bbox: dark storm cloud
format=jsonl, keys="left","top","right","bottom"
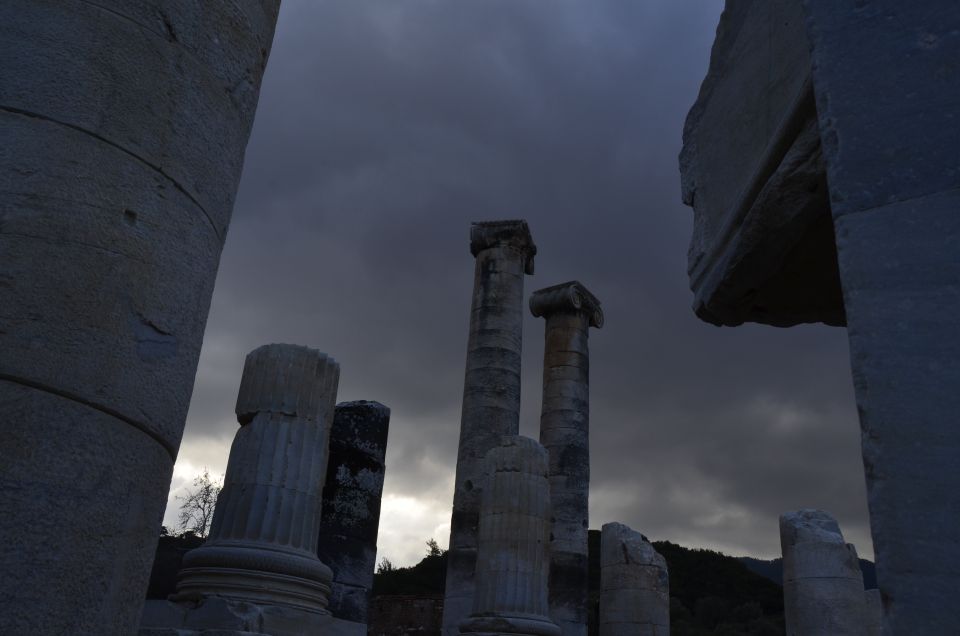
{"left": 167, "top": 0, "right": 872, "bottom": 564}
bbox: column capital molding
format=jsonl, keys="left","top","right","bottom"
{"left": 470, "top": 220, "right": 537, "bottom": 274}
{"left": 529, "top": 281, "right": 603, "bottom": 328}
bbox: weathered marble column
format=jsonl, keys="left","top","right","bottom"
{"left": 317, "top": 400, "right": 391, "bottom": 633}
{"left": 599, "top": 523, "right": 669, "bottom": 636}
{"left": 0, "top": 2, "right": 280, "bottom": 633}
{"left": 530, "top": 281, "right": 603, "bottom": 636}
{"left": 174, "top": 345, "right": 340, "bottom": 613}
{"left": 443, "top": 220, "right": 537, "bottom": 635}
{"left": 460, "top": 436, "right": 560, "bottom": 636}
{"left": 780, "top": 510, "right": 866, "bottom": 636}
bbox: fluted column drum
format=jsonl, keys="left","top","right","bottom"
{"left": 460, "top": 436, "right": 560, "bottom": 636}
{"left": 175, "top": 344, "right": 340, "bottom": 613}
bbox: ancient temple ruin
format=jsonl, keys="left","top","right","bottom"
{"left": 680, "top": 1, "right": 960, "bottom": 632}
{"left": 141, "top": 346, "right": 391, "bottom": 636}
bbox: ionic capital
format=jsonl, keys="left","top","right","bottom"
{"left": 469, "top": 220, "right": 537, "bottom": 274}
{"left": 529, "top": 281, "right": 604, "bottom": 328}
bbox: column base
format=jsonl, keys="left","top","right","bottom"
{"left": 460, "top": 613, "right": 561, "bottom": 636}
{"left": 140, "top": 597, "right": 331, "bottom": 636}
{"left": 174, "top": 544, "right": 332, "bottom": 613}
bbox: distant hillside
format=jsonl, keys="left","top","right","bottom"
{"left": 375, "top": 533, "right": 786, "bottom": 636}
{"left": 738, "top": 556, "right": 877, "bottom": 590}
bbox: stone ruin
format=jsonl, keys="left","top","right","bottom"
{"left": 442, "top": 221, "right": 668, "bottom": 636}
{"left": 779, "top": 510, "right": 868, "bottom": 636}
{"left": 141, "top": 344, "right": 390, "bottom": 636}
{"left": 5, "top": 1, "right": 951, "bottom": 632}
{"left": 680, "top": 1, "right": 960, "bottom": 632}
{"left": 599, "top": 523, "right": 669, "bottom": 636}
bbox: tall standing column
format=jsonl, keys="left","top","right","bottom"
{"left": 443, "top": 220, "right": 537, "bottom": 636}
{"left": 174, "top": 344, "right": 340, "bottom": 613}
{"left": 0, "top": 2, "right": 280, "bottom": 633}
{"left": 780, "top": 509, "right": 866, "bottom": 636}
{"left": 599, "top": 523, "right": 669, "bottom": 636}
{"left": 318, "top": 400, "right": 391, "bottom": 632}
{"left": 460, "top": 436, "right": 560, "bottom": 636}
{"left": 530, "top": 281, "right": 603, "bottom": 636}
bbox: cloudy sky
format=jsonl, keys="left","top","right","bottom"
{"left": 162, "top": 0, "right": 872, "bottom": 567}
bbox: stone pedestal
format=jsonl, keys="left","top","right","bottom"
{"left": 318, "top": 400, "right": 391, "bottom": 628}
{"left": 459, "top": 436, "right": 560, "bottom": 636}
{"left": 780, "top": 510, "right": 866, "bottom": 636}
{"left": 530, "top": 281, "right": 603, "bottom": 636}
{"left": 443, "top": 220, "right": 537, "bottom": 636}
{"left": 599, "top": 523, "right": 669, "bottom": 636}
{"left": 173, "top": 345, "right": 340, "bottom": 615}
{"left": 0, "top": 3, "right": 279, "bottom": 633}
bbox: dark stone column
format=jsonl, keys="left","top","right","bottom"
{"left": 530, "top": 281, "right": 603, "bottom": 636}
{"left": 442, "top": 220, "right": 537, "bottom": 636}
{"left": 318, "top": 400, "right": 391, "bottom": 628}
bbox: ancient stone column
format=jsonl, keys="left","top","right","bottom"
{"left": 317, "top": 400, "right": 391, "bottom": 633}
{"left": 780, "top": 510, "right": 866, "bottom": 636}
{"left": 174, "top": 345, "right": 340, "bottom": 613}
{"left": 0, "top": 2, "right": 280, "bottom": 633}
{"left": 599, "top": 523, "right": 669, "bottom": 636}
{"left": 530, "top": 281, "right": 603, "bottom": 636}
{"left": 864, "top": 589, "right": 882, "bottom": 636}
{"left": 443, "top": 220, "right": 537, "bottom": 635}
{"left": 460, "top": 436, "right": 560, "bottom": 636}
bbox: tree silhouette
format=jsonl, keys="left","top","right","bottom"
{"left": 177, "top": 469, "right": 222, "bottom": 538}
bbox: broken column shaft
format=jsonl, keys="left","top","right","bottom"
{"left": 780, "top": 509, "right": 866, "bottom": 636}
{"left": 530, "top": 281, "right": 603, "bottom": 636}
{"left": 175, "top": 344, "right": 340, "bottom": 613}
{"left": 599, "top": 523, "right": 669, "bottom": 636}
{"left": 460, "top": 436, "right": 560, "bottom": 636}
{"left": 318, "top": 400, "right": 391, "bottom": 630}
{"left": 443, "top": 220, "right": 537, "bottom": 636}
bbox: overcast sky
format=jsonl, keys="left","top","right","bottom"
{"left": 163, "top": 0, "right": 873, "bottom": 567}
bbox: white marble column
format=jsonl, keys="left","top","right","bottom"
{"left": 174, "top": 344, "right": 340, "bottom": 613}
{"left": 530, "top": 281, "right": 603, "bottom": 636}
{"left": 780, "top": 509, "right": 866, "bottom": 636}
{"left": 460, "top": 436, "right": 560, "bottom": 636}
{"left": 444, "top": 220, "right": 537, "bottom": 636}
{"left": 599, "top": 523, "right": 669, "bottom": 636}
{"left": 0, "top": 3, "right": 280, "bottom": 633}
